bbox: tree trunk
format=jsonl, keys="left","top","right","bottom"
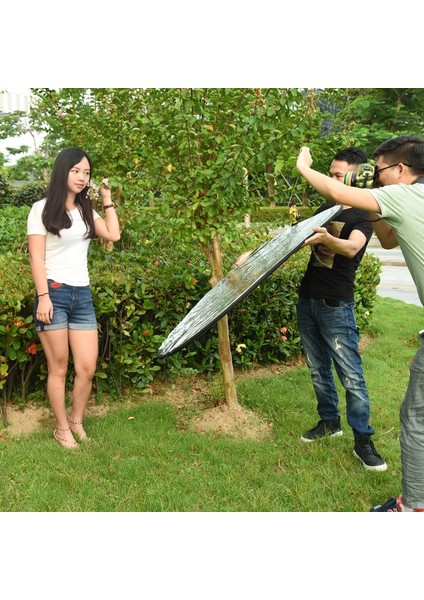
{"left": 243, "top": 168, "right": 251, "bottom": 229}
{"left": 216, "top": 315, "right": 238, "bottom": 408}
{"left": 203, "top": 235, "right": 239, "bottom": 408}
{"left": 267, "top": 162, "right": 276, "bottom": 207}
{"left": 2, "top": 388, "right": 8, "bottom": 428}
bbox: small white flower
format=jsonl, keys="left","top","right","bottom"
{"left": 87, "top": 181, "right": 100, "bottom": 201}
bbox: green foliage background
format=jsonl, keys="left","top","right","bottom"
{"left": 0, "top": 205, "right": 381, "bottom": 404}
{"left": 4, "top": 88, "right": 408, "bottom": 407}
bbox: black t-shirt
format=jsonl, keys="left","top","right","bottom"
{"left": 298, "top": 202, "right": 373, "bottom": 301}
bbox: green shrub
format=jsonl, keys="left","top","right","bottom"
{"left": 0, "top": 252, "right": 42, "bottom": 401}
{"left": 250, "top": 205, "right": 315, "bottom": 224}
{"left": 0, "top": 207, "right": 381, "bottom": 402}
{"left": 10, "top": 182, "right": 47, "bottom": 207}
{"left": 0, "top": 174, "right": 12, "bottom": 205}
{"left": 0, "top": 205, "right": 30, "bottom": 252}
{"left": 354, "top": 252, "right": 382, "bottom": 326}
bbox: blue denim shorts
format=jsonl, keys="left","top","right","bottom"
{"left": 34, "top": 280, "right": 98, "bottom": 332}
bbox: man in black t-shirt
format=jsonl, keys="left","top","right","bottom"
{"left": 297, "top": 147, "right": 387, "bottom": 471}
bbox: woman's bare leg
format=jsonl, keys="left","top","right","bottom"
{"left": 68, "top": 329, "right": 98, "bottom": 439}
{"left": 38, "top": 329, "right": 78, "bottom": 448}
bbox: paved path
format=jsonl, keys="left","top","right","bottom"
{"left": 366, "top": 236, "right": 421, "bottom": 307}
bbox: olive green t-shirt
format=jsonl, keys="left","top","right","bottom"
{"left": 370, "top": 182, "right": 424, "bottom": 307}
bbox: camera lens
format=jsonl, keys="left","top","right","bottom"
{"left": 344, "top": 171, "right": 357, "bottom": 186}
{"left": 343, "top": 164, "right": 375, "bottom": 188}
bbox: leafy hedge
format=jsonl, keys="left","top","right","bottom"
{"left": 0, "top": 205, "right": 30, "bottom": 251}
{"left": 0, "top": 175, "right": 11, "bottom": 203}
{"left": 251, "top": 205, "right": 315, "bottom": 224}
{"left": 0, "top": 181, "right": 48, "bottom": 208}
{"left": 0, "top": 206, "right": 381, "bottom": 402}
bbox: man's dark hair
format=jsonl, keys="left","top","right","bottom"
{"left": 333, "top": 147, "right": 367, "bottom": 166}
{"left": 373, "top": 135, "right": 424, "bottom": 174}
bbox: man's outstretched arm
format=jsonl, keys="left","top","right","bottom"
{"left": 296, "top": 146, "right": 380, "bottom": 212}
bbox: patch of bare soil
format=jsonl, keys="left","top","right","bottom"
{"left": 1, "top": 341, "right": 372, "bottom": 441}
{"left": 358, "top": 333, "right": 373, "bottom": 353}
{"left": 151, "top": 373, "right": 273, "bottom": 441}
{"left": 0, "top": 361, "right": 293, "bottom": 441}
{"left": 2, "top": 402, "right": 50, "bottom": 437}
{"left": 234, "top": 357, "right": 305, "bottom": 380}
{"left": 191, "top": 403, "right": 272, "bottom": 441}
{"left": 150, "top": 376, "right": 213, "bottom": 409}
{"left": 2, "top": 399, "right": 111, "bottom": 438}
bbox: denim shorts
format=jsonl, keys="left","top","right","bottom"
{"left": 34, "top": 280, "right": 98, "bottom": 332}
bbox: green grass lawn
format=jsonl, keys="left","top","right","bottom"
{"left": 1, "top": 296, "right": 422, "bottom": 512}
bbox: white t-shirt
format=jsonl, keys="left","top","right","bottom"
{"left": 27, "top": 198, "right": 100, "bottom": 286}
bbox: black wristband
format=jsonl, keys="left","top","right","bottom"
{"left": 37, "top": 292, "right": 49, "bottom": 298}
{"left": 103, "top": 203, "right": 115, "bottom": 210}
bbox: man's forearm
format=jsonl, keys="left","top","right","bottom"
{"left": 296, "top": 147, "right": 380, "bottom": 212}
{"left": 298, "top": 163, "right": 378, "bottom": 210}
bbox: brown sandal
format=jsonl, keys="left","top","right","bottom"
{"left": 53, "top": 427, "right": 79, "bottom": 450}
{"left": 69, "top": 419, "right": 91, "bottom": 442}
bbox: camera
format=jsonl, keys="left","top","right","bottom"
{"left": 344, "top": 163, "right": 375, "bottom": 188}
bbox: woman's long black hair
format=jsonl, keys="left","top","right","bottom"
{"left": 42, "top": 148, "right": 96, "bottom": 238}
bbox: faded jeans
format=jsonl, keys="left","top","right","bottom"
{"left": 296, "top": 298, "right": 374, "bottom": 436}
{"left": 400, "top": 330, "right": 424, "bottom": 508}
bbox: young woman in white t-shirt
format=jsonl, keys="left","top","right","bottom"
{"left": 27, "top": 148, "right": 120, "bottom": 449}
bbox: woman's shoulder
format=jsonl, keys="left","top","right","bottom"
{"left": 27, "top": 198, "right": 47, "bottom": 225}
{"left": 30, "top": 197, "right": 46, "bottom": 206}
{"left": 29, "top": 198, "right": 47, "bottom": 213}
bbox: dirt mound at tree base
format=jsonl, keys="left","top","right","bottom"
{"left": 191, "top": 403, "right": 272, "bottom": 441}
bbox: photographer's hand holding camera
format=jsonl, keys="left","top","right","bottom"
{"left": 296, "top": 144, "right": 417, "bottom": 251}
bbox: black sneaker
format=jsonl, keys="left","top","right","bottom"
{"left": 353, "top": 434, "right": 387, "bottom": 471}
{"left": 370, "top": 497, "right": 397, "bottom": 511}
{"left": 301, "top": 419, "right": 343, "bottom": 443}
{"left": 370, "top": 496, "right": 424, "bottom": 512}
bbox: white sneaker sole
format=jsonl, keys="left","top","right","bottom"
{"left": 300, "top": 430, "right": 343, "bottom": 443}
{"left": 353, "top": 449, "right": 388, "bottom": 471}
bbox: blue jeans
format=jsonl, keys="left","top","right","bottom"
{"left": 296, "top": 298, "right": 374, "bottom": 436}
{"left": 400, "top": 331, "right": 424, "bottom": 508}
